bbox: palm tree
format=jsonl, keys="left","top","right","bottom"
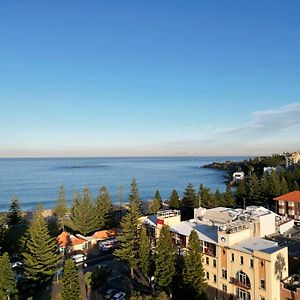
{"left": 275, "top": 253, "right": 286, "bottom": 281}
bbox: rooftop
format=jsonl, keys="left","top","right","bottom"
{"left": 231, "top": 237, "right": 282, "bottom": 254}
{"left": 274, "top": 191, "right": 300, "bottom": 203}
{"left": 170, "top": 220, "right": 218, "bottom": 244}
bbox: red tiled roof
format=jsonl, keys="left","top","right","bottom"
{"left": 92, "top": 229, "right": 117, "bottom": 240}
{"left": 56, "top": 231, "right": 86, "bottom": 247}
{"left": 274, "top": 191, "right": 300, "bottom": 203}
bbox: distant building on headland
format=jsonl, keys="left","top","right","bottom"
{"left": 285, "top": 150, "right": 300, "bottom": 168}
{"left": 232, "top": 171, "right": 244, "bottom": 181}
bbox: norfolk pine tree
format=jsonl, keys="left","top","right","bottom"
{"left": 61, "top": 259, "right": 81, "bottom": 300}
{"left": 0, "top": 252, "right": 18, "bottom": 300}
{"left": 115, "top": 178, "right": 141, "bottom": 278}
{"left": 154, "top": 225, "right": 175, "bottom": 291}
{"left": 70, "top": 188, "right": 96, "bottom": 236}
{"left": 95, "top": 186, "right": 114, "bottom": 230}
{"left": 22, "top": 210, "right": 59, "bottom": 282}
{"left": 7, "top": 196, "right": 23, "bottom": 226}
{"left": 182, "top": 183, "right": 197, "bottom": 208}
{"left": 183, "top": 230, "right": 206, "bottom": 299}
{"left": 149, "top": 190, "right": 162, "bottom": 214}
{"left": 169, "top": 189, "right": 180, "bottom": 209}
{"left": 139, "top": 227, "right": 150, "bottom": 278}
{"left": 53, "top": 186, "right": 68, "bottom": 228}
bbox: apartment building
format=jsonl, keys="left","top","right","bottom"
{"left": 285, "top": 151, "right": 300, "bottom": 168}
{"left": 142, "top": 207, "right": 290, "bottom": 300}
{"left": 274, "top": 190, "right": 300, "bottom": 222}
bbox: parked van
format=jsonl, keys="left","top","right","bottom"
{"left": 71, "top": 254, "right": 86, "bottom": 263}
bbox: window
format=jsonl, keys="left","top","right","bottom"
{"left": 222, "top": 269, "right": 227, "bottom": 279}
{"left": 259, "top": 297, "right": 265, "bottom": 300}
{"left": 240, "top": 256, "right": 244, "bottom": 265}
{"left": 206, "top": 257, "right": 209, "bottom": 265}
{"left": 260, "top": 279, "right": 265, "bottom": 290}
{"left": 250, "top": 259, "right": 254, "bottom": 268}
{"left": 231, "top": 253, "right": 234, "bottom": 262}
{"left": 213, "top": 274, "right": 217, "bottom": 283}
{"left": 213, "top": 259, "right": 216, "bottom": 267}
{"left": 206, "top": 272, "right": 209, "bottom": 280}
{"left": 222, "top": 284, "right": 227, "bottom": 292}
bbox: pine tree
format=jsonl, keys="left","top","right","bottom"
{"left": 183, "top": 230, "right": 206, "bottom": 299}
{"left": 23, "top": 210, "right": 59, "bottom": 282}
{"left": 154, "top": 225, "right": 175, "bottom": 290}
{"left": 198, "top": 184, "right": 209, "bottom": 208}
{"left": 7, "top": 196, "right": 23, "bottom": 226}
{"left": 280, "top": 177, "right": 289, "bottom": 194}
{"left": 95, "top": 186, "right": 114, "bottom": 230}
{"left": 294, "top": 181, "right": 300, "bottom": 191}
{"left": 182, "top": 183, "right": 197, "bottom": 208}
{"left": 139, "top": 227, "right": 150, "bottom": 278}
{"left": 61, "top": 259, "right": 81, "bottom": 300}
{"left": 223, "top": 185, "right": 235, "bottom": 208}
{"left": 149, "top": 190, "right": 162, "bottom": 214}
{"left": 115, "top": 178, "right": 141, "bottom": 278}
{"left": 0, "top": 252, "right": 18, "bottom": 300}
{"left": 269, "top": 171, "right": 281, "bottom": 197}
{"left": 236, "top": 180, "right": 246, "bottom": 206}
{"left": 214, "top": 189, "right": 223, "bottom": 207}
{"left": 169, "top": 189, "right": 180, "bottom": 209}
{"left": 53, "top": 186, "right": 68, "bottom": 223}
{"left": 70, "top": 188, "right": 96, "bottom": 236}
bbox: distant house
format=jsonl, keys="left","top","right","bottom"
{"left": 232, "top": 171, "right": 244, "bottom": 181}
{"left": 91, "top": 228, "right": 118, "bottom": 242}
{"left": 56, "top": 228, "right": 118, "bottom": 254}
{"left": 274, "top": 191, "right": 300, "bottom": 222}
{"left": 285, "top": 151, "right": 300, "bottom": 168}
{"left": 56, "top": 231, "right": 88, "bottom": 253}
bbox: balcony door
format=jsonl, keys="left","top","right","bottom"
{"left": 236, "top": 288, "right": 250, "bottom": 300}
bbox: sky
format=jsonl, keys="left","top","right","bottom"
{"left": 0, "top": 1, "right": 300, "bottom": 157}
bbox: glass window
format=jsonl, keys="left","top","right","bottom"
{"left": 222, "top": 269, "right": 227, "bottom": 279}
{"left": 250, "top": 259, "right": 254, "bottom": 268}
{"left": 213, "top": 259, "right": 216, "bottom": 267}
{"left": 206, "top": 257, "right": 209, "bottom": 265}
{"left": 260, "top": 279, "right": 265, "bottom": 290}
{"left": 231, "top": 253, "right": 234, "bottom": 262}
{"left": 222, "top": 284, "right": 227, "bottom": 292}
{"left": 206, "top": 272, "right": 209, "bottom": 280}
{"left": 240, "top": 256, "right": 244, "bottom": 265}
{"left": 213, "top": 274, "right": 217, "bottom": 283}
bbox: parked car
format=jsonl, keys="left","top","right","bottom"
{"left": 71, "top": 254, "right": 86, "bottom": 263}
{"left": 11, "top": 261, "right": 23, "bottom": 268}
{"left": 112, "top": 292, "right": 126, "bottom": 300}
{"left": 105, "top": 289, "right": 116, "bottom": 299}
{"left": 98, "top": 238, "right": 118, "bottom": 251}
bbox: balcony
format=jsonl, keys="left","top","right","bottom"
{"left": 204, "top": 247, "right": 216, "bottom": 257}
{"left": 230, "top": 277, "right": 251, "bottom": 290}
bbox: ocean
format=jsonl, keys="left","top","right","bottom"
{"left": 0, "top": 156, "right": 248, "bottom": 211}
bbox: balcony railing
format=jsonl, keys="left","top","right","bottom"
{"left": 230, "top": 277, "right": 251, "bottom": 290}
{"left": 204, "top": 247, "right": 216, "bottom": 257}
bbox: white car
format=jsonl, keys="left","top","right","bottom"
{"left": 112, "top": 292, "right": 126, "bottom": 300}
{"left": 71, "top": 254, "right": 87, "bottom": 263}
{"left": 11, "top": 261, "right": 23, "bottom": 268}
{"left": 105, "top": 289, "right": 116, "bottom": 299}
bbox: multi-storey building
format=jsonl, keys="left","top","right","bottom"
{"left": 274, "top": 190, "right": 300, "bottom": 222}
{"left": 285, "top": 151, "right": 300, "bottom": 168}
{"left": 142, "top": 207, "right": 290, "bottom": 300}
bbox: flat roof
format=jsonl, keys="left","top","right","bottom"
{"left": 170, "top": 221, "right": 218, "bottom": 244}
{"left": 274, "top": 191, "right": 300, "bottom": 203}
{"left": 231, "top": 238, "right": 282, "bottom": 255}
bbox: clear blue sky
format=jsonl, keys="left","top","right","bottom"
{"left": 0, "top": 1, "right": 300, "bottom": 157}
